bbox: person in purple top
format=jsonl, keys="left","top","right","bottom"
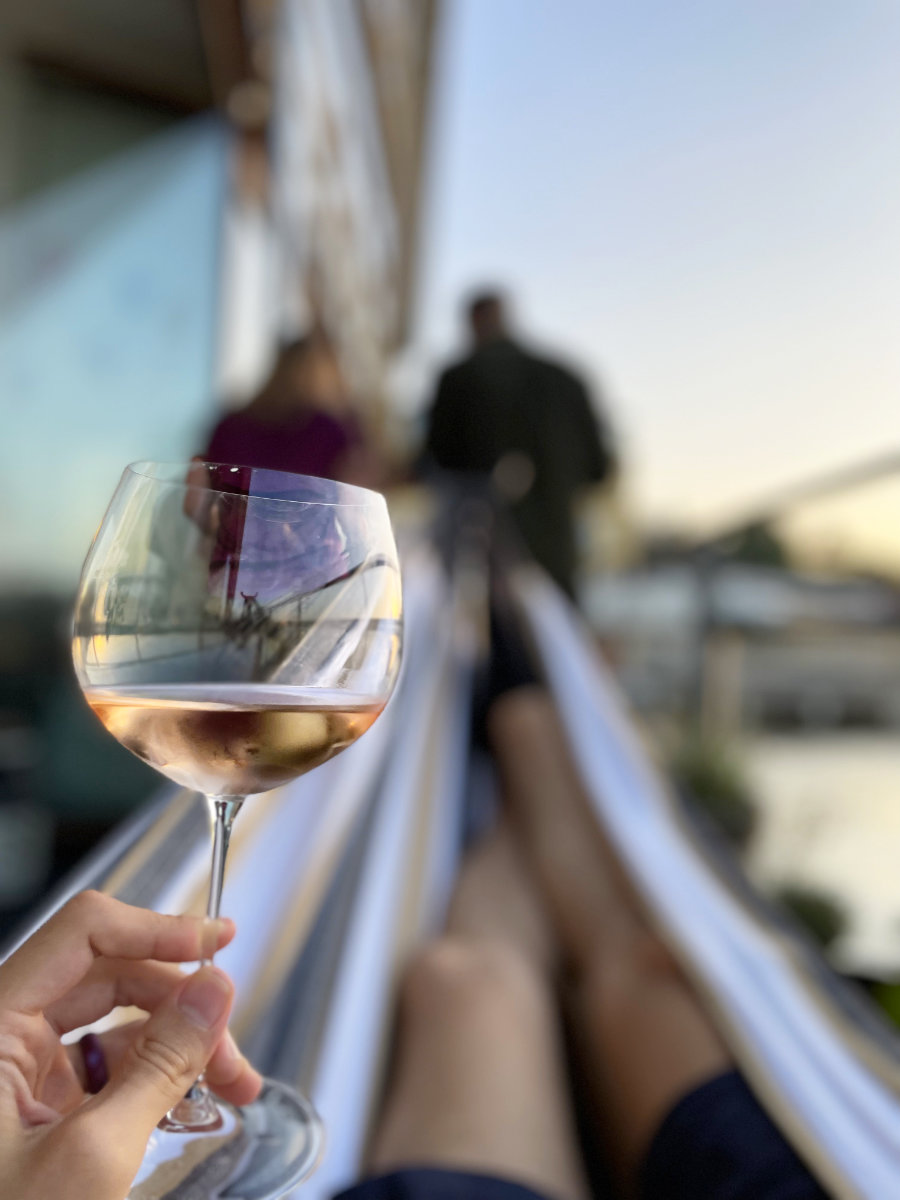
{"left": 203, "top": 333, "right": 380, "bottom": 488}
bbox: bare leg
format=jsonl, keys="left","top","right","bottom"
{"left": 489, "top": 688, "right": 731, "bottom": 1188}
{"left": 443, "top": 821, "right": 560, "bottom": 979}
{"left": 369, "top": 825, "right": 589, "bottom": 1200}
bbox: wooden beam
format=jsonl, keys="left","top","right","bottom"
{"left": 193, "top": 0, "right": 254, "bottom": 112}
{"left": 19, "top": 48, "right": 208, "bottom": 115}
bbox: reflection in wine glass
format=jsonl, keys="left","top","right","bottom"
{"left": 73, "top": 462, "right": 403, "bottom": 1200}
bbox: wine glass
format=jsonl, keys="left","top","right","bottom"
{"left": 72, "top": 461, "right": 403, "bottom": 1200}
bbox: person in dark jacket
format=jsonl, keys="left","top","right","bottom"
{"left": 424, "top": 292, "right": 616, "bottom": 596}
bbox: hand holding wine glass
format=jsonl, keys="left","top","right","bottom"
{"left": 0, "top": 893, "right": 259, "bottom": 1200}
{"left": 72, "top": 462, "right": 403, "bottom": 1199}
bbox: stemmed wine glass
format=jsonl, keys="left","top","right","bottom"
{"left": 72, "top": 461, "right": 403, "bottom": 1200}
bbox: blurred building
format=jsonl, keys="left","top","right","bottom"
{"left": 586, "top": 559, "right": 900, "bottom": 729}
{"left": 218, "top": 0, "right": 440, "bottom": 405}
{"left": 0, "top": 0, "right": 441, "bottom": 587}
{"left": 0, "top": 0, "right": 440, "bottom": 438}
{"left": 0, "top": 0, "right": 441, "bottom": 921}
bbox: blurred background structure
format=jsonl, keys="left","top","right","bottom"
{"left": 3, "top": 0, "right": 900, "bottom": 1062}
{"left": 0, "top": 0, "right": 439, "bottom": 924}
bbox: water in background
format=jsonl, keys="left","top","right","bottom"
{"left": 747, "top": 732, "right": 900, "bottom": 978}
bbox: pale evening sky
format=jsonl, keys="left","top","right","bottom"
{"left": 411, "top": 0, "right": 900, "bottom": 558}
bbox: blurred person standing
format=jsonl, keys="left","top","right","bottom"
{"left": 423, "top": 291, "right": 616, "bottom": 597}
{"left": 203, "top": 333, "right": 382, "bottom": 488}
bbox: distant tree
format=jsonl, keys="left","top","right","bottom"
{"left": 720, "top": 521, "right": 790, "bottom": 569}
{"left": 643, "top": 530, "right": 695, "bottom": 564}
{"left": 670, "top": 733, "right": 757, "bottom": 850}
{"left": 774, "top": 885, "right": 847, "bottom": 950}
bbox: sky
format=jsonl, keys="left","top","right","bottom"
{"left": 410, "top": 0, "right": 900, "bottom": 558}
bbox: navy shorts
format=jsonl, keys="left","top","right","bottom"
{"left": 334, "top": 1071, "right": 830, "bottom": 1200}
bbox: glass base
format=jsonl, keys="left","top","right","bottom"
{"left": 126, "top": 1078, "right": 324, "bottom": 1200}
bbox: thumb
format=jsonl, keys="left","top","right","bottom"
{"left": 86, "top": 965, "right": 234, "bottom": 1156}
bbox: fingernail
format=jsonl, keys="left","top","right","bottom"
{"left": 200, "top": 917, "right": 232, "bottom": 959}
{"left": 179, "top": 967, "right": 232, "bottom": 1029}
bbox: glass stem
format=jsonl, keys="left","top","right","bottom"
{"left": 204, "top": 796, "right": 244, "bottom": 946}
{"left": 160, "top": 795, "right": 244, "bottom": 1132}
